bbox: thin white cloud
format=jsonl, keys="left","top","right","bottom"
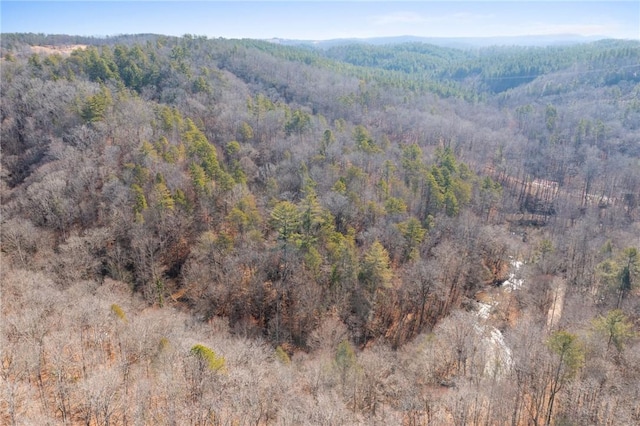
{"left": 450, "top": 12, "right": 495, "bottom": 22}
{"left": 370, "top": 11, "right": 428, "bottom": 26}
{"left": 496, "top": 21, "right": 631, "bottom": 38}
{"left": 527, "top": 23, "right": 621, "bottom": 36}
{"left": 370, "top": 10, "right": 495, "bottom": 27}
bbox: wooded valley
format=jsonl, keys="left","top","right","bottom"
{"left": 1, "top": 33, "right": 639, "bottom": 425}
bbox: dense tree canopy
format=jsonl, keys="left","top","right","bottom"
{"left": 1, "top": 33, "right": 639, "bottom": 425}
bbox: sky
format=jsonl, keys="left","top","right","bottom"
{"left": 1, "top": 1, "right": 639, "bottom": 41}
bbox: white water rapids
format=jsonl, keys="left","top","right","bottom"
{"left": 474, "top": 258, "right": 523, "bottom": 377}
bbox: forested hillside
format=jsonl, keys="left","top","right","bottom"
{"left": 2, "top": 33, "right": 639, "bottom": 425}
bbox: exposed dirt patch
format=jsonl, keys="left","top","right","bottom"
{"left": 30, "top": 44, "right": 87, "bottom": 56}
{"left": 546, "top": 278, "right": 566, "bottom": 329}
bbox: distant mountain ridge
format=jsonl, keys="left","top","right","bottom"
{"left": 268, "top": 34, "right": 610, "bottom": 49}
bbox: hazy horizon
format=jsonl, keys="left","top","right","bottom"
{"left": 2, "top": 1, "right": 639, "bottom": 42}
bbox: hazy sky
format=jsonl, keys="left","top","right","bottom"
{"left": 2, "top": 1, "right": 639, "bottom": 40}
